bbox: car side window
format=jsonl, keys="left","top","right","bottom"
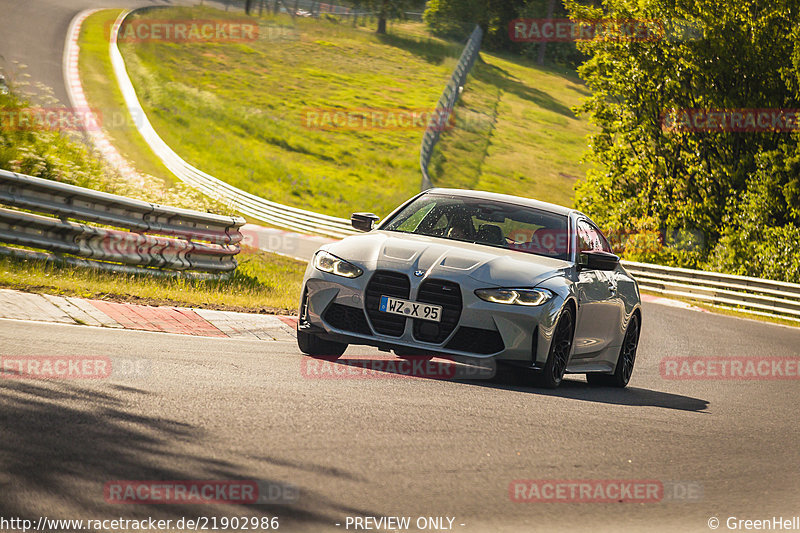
{"left": 577, "top": 220, "right": 612, "bottom": 253}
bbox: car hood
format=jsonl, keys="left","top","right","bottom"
{"left": 323, "top": 231, "right": 571, "bottom": 287}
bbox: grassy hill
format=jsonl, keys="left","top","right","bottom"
{"left": 430, "top": 54, "right": 591, "bottom": 208}
{"left": 114, "top": 7, "right": 591, "bottom": 218}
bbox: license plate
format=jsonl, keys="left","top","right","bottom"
{"left": 379, "top": 295, "right": 442, "bottom": 322}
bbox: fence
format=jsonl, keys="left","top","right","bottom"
{"left": 419, "top": 24, "right": 483, "bottom": 190}
{"left": 0, "top": 169, "right": 245, "bottom": 276}
{"left": 622, "top": 260, "right": 800, "bottom": 321}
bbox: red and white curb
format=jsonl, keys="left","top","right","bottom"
{"left": 0, "top": 289, "right": 298, "bottom": 340}
{"left": 64, "top": 9, "right": 147, "bottom": 188}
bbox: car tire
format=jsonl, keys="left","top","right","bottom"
{"left": 297, "top": 328, "right": 348, "bottom": 359}
{"left": 296, "top": 289, "right": 348, "bottom": 359}
{"left": 535, "top": 305, "right": 574, "bottom": 389}
{"left": 586, "top": 313, "right": 640, "bottom": 388}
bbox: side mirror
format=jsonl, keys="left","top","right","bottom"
{"left": 578, "top": 250, "right": 620, "bottom": 271}
{"left": 351, "top": 212, "right": 380, "bottom": 232}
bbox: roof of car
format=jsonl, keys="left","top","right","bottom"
{"left": 425, "top": 188, "right": 579, "bottom": 217}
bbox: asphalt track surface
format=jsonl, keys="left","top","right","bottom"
{"left": 1, "top": 302, "right": 799, "bottom": 532}
{"left": 1, "top": 2, "right": 800, "bottom": 531}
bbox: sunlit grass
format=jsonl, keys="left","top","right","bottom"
{"left": 81, "top": 7, "right": 594, "bottom": 219}
{"left": 0, "top": 248, "right": 306, "bottom": 313}
{"left": 116, "top": 8, "right": 462, "bottom": 219}
{"left": 431, "top": 55, "right": 594, "bottom": 208}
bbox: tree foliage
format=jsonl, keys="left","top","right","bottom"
{"left": 566, "top": 0, "right": 800, "bottom": 280}
{"left": 423, "top": 0, "right": 583, "bottom": 62}
{"left": 424, "top": 0, "right": 521, "bottom": 47}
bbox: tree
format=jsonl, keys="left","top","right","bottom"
{"left": 424, "top": 0, "right": 524, "bottom": 49}
{"left": 566, "top": 0, "right": 800, "bottom": 279}
{"left": 361, "top": 0, "right": 415, "bottom": 34}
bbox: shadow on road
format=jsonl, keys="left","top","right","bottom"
{"left": 311, "top": 356, "right": 710, "bottom": 413}
{"left": 469, "top": 376, "right": 710, "bottom": 413}
{"left": 0, "top": 380, "right": 375, "bottom": 526}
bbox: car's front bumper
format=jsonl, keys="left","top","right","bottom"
{"left": 301, "top": 266, "right": 563, "bottom": 364}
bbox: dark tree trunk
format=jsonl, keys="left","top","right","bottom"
{"left": 376, "top": 0, "right": 388, "bottom": 34}
{"left": 537, "top": 0, "right": 557, "bottom": 66}
{"left": 245, "top": 0, "right": 255, "bottom": 15}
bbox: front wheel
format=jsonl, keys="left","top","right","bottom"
{"left": 297, "top": 288, "right": 347, "bottom": 359}
{"left": 297, "top": 328, "right": 348, "bottom": 359}
{"left": 586, "top": 313, "right": 640, "bottom": 388}
{"left": 535, "top": 305, "right": 574, "bottom": 389}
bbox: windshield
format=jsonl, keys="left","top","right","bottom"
{"left": 382, "top": 194, "right": 570, "bottom": 260}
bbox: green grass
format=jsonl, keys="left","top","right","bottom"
{"left": 430, "top": 56, "right": 592, "bottom": 208}
{"left": 120, "top": 8, "right": 462, "bottom": 219}
{"left": 117, "top": 7, "right": 589, "bottom": 219}
{"left": 0, "top": 248, "right": 305, "bottom": 313}
{"left": 77, "top": 9, "right": 236, "bottom": 212}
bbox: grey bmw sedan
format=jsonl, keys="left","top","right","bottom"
{"left": 297, "top": 188, "right": 641, "bottom": 388}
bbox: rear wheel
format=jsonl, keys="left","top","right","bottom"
{"left": 586, "top": 313, "right": 640, "bottom": 388}
{"left": 535, "top": 306, "right": 574, "bottom": 389}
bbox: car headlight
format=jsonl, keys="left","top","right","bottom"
{"left": 475, "top": 288, "right": 553, "bottom": 306}
{"left": 313, "top": 250, "right": 363, "bottom": 278}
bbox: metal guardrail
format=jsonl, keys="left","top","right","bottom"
{"left": 622, "top": 260, "right": 800, "bottom": 320}
{"left": 110, "top": 9, "right": 358, "bottom": 239}
{"left": 420, "top": 25, "right": 483, "bottom": 190}
{"left": 0, "top": 169, "right": 245, "bottom": 275}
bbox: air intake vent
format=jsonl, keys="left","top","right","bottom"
{"left": 446, "top": 327, "right": 505, "bottom": 354}
{"left": 323, "top": 303, "right": 371, "bottom": 335}
{"left": 365, "top": 270, "right": 410, "bottom": 337}
{"left": 413, "top": 279, "right": 462, "bottom": 344}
